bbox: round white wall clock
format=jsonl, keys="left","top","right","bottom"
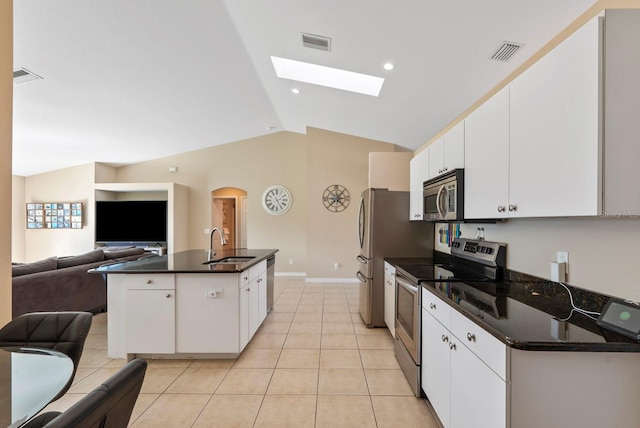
{"left": 262, "top": 185, "right": 292, "bottom": 215}
{"left": 322, "top": 184, "right": 350, "bottom": 212}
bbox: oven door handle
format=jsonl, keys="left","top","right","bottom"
{"left": 436, "top": 184, "right": 447, "bottom": 218}
{"left": 396, "top": 276, "right": 419, "bottom": 294}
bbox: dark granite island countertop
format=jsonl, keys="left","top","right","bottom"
{"left": 90, "top": 248, "right": 278, "bottom": 274}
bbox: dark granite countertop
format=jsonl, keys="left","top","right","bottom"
{"left": 385, "top": 256, "right": 640, "bottom": 352}
{"left": 90, "top": 249, "right": 278, "bottom": 274}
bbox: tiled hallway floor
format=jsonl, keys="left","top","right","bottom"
{"left": 42, "top": 278, "right": 439, "bottom": 427}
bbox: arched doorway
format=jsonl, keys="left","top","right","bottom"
{"left": 211, "top": 187, "right": 248, "bottom": 250}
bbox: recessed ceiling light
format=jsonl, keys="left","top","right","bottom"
{"left": 291, "top": 88, "right": 300, "bottom": 94}
{"left": 271, "top": 56, "right": 385, "bottom": 97}
{"left": 383, "top": 63, "right": 394, "bottom": 71}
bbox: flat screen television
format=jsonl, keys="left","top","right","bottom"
{"left": 95, "top": 200, "right": 167, "bottom": 244}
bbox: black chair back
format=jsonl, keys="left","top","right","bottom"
{"left": 25, "top": 359, "right": 147, "bottom": 428}
{"left": 0, "top": 311, "right": 93, "bottom": 401}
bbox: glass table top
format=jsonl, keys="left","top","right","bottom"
{"left": 0, "top": 347, "right": 73, "bottom": 428}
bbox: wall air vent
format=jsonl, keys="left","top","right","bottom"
{"left": 490, "top": 41, "right": 523, "bottom": 62}
{"left": 302, "top": 33, "right": 331, "bottom": 52}
{"left": 13, "top": 68, "right": 43, "bottom": 84}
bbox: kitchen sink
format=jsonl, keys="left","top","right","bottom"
{"left": 202, "top": 256, "right": 255, "bottom": 265}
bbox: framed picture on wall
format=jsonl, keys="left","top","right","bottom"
{"left": 26, "top": 202, "right": 83, "bottom": 229}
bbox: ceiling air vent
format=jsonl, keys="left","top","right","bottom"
{"left": 13, "top": 68, "right": 43, "bottom": 84}
{"left": 302, "top": 33, "right": 331, "bottom": 52}
{"left": 490, "top": 41, "right": 523, "bottom": 62}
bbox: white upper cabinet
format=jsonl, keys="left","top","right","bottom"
{"left": 428, "top": 122, "right": 465, "bottom": 179}
{"left": 509, "top": 14, "right": 601, "bottom": 217}
{"left": 434, "top": 10, "right": 640, "bottom": 220}
{"left": 428, "top": 137, "right": 445, "bottom": 179}
{"left": 464, "top": 87, "right": 510, "bottom": 219}
{"left": 602, "top": 9, "right": 640, "bottom": 216}
{"left": 409, "top": 149, "right": 429, "bottom": 220}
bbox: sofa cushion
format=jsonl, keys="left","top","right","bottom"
{"left": 12, "top": 257, "right": 57, "bottom": 277}
{"left": 57, "top": 249, "right": 105, "bottom": 269}
{"left": 103, "top": 247, "right": 145, "bottom": 260}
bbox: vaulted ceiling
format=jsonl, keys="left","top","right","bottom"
{"left": 12, "top": 0, "right": 597, "bottom": 176}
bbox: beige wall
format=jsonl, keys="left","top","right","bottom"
{"left": 23, "top": 163, "right": 97, "bottom": 261}
{"left": 1, "top": 0, "right": 11, "bottom": 323}
{"left": 451, "top": 219, "right": 640, "bottom": 301}
{"left": 12, "top": 176, "right": 25, "bottom": 262}
{"left": 14, "top": 130, "right": 396, "bottom": 277}
{"left": 306, "top": 128, "right": 395, "bottom": 279}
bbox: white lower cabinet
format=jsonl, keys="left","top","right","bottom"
{"left": 449, "top": 336, "right": 506, "bottom": 428}
{"left": 125, "top": 274, "right": 176, "bottom": 354}
{"left": 383, "top": 262, "right": 396, "bottom": 337}
{"left": 421, "top": 307, "right": 451, "bottom": 427}
{"left": 175, "top": 273, "right": 240, "bottom": 353}
{"left": 421, "top": 288, "right": 507, "bottom": 428}
{"left": 241, "top": 261, "right": 267, "bottom": 350}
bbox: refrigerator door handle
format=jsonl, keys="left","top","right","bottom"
{"left": 357, "top": 196, "right": 365, "bottom": 249}
{"left": 356, "top": 271, "right": 368, "bottom": 282}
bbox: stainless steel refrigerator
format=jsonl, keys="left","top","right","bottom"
{"left": 356, "top": 188, "right": 434, "bottom": 327}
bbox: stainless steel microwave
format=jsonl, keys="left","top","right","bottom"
{"left": 423, "top": 169, "right": 464, "bottom": 221}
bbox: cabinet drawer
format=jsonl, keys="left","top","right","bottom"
{"left": 125, "top": 274, "right": 175, "bottom": 290}
{"left": 451, "top": 310, "right": 506, "bottom": 380}
{"left": 239, "top": 270, "right": 251, "bottom": 287}
{"left": 249, "top": 260, "right": 266, "bottom": 281}
{"left": 422, "top": 288, "right": 451, "bottom": 328}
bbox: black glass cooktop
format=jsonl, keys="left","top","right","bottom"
{"left": 395, "top": 262, "right": 495, "bottom": 283}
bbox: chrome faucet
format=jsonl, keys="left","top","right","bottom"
{"left": 208, "top": 227, "right": 227, "bottom": 260}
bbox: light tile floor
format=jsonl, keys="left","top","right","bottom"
{"left": 40, "top": 278, "right": 439, "bottom": 427}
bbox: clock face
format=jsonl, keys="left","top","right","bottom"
{"left": 322, "top": 184, "right": 350, "bottom": 212}
{"left": 262, "top": 185, "right": 292, "bottom": 215}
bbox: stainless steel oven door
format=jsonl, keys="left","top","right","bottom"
{"left": 395, "top": 274, "right": 420, "bottom": 364}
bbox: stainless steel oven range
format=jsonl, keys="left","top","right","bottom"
{"left": 393, "top": 238, "right": 506, "bottom": 397}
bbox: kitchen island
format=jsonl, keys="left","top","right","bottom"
{"left": 91, "top": 248, "right": 278, "bottom": 360}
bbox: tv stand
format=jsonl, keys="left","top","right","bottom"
{"left": 143, "top": 247, "right": 166, "bottom": 256}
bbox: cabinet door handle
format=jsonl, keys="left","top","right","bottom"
{"left": 146, "top": 279, "right": 153, "bottom": 284}
{"left": 509, "top": 204, "right": 517, "bottom": 212}
{"left": 449, "top": 342, "right": 456, "bottom": 350}
{"left": 441, "top": 335, "right": 449, "bottom": 343}
{"left": 430, "top": 303, "right": 436, "bottom": 310}
{"left": 466, "top": 333, "right": 476, "bottom": 342}
{"left": 165, "top": 293, "right": 171, "bottom": 298}
{"left": 247, "top": 288, "right": 251, "bottom": 292}
{"left": 497, "top": 206, "right": 505, "bottom": 213}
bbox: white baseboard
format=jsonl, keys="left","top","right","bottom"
{"left": 305, "top": 278, "right": 359, "bottom": 283}
{"left": 275, "top": 272, "right": 306, "bottom": 277}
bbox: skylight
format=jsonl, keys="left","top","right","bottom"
{"left": 271, "top": 56, "right": 385, "bottom": 97}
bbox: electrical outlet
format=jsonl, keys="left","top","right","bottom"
{"left": 204, "top": 228, "right": 210, "bottom": 235}
{"left": 557, "top": 251, "right": 569, "bottom": 273}
{"left": 288, "top": 259, "right": 294, "bottom": 265}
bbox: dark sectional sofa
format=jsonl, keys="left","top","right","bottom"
{"left": 11, "top": 247, "right": 149, "bottom": 318}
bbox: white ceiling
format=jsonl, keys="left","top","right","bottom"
{"left": 12, "top": 0, "right": 597, "bottom": 177}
